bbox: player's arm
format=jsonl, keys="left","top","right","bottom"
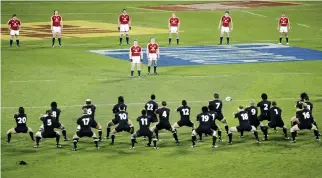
{"left": 140, "top": 48, "right": 143, "bottom": 61}
{"left": 127, "top": 120, "right": 133, "bottom": 127}
{"left": 7, "top": 22, "right": 11, "bottom": 31}
{"left": 117, "top": 16, "right": 120, "bottom": 30}
{"left": 218, "top": 18, "right": 222, "bottom": 29}
{"left": 128, "top": 16, "right": 131, "bottom": 29}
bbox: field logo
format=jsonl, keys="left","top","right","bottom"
{"left": 89, "top": 43, "right": 322, "bottom": 66}
{"left": 1, "top": 20, "right": 167, "bottom": 41}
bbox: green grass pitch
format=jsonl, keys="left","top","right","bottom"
{"left": 1, "top": 1, "right": 322, "bottom": 178}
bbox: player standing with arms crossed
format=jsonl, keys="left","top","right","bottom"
{"left": 118, "top": 9, "right": 131, "bottom": 45}
{"left": 278, "top": 12, "right": 290, "bottom": 45}
{"left": 218, "top": 11, "right": 233, "bottom": 45}
{"left": 129, "top": 40, "right": 143, "bottom": 78}
{"left": 147, "top": 38, "right": 160, "bottom": 75}
{"left": 168, "top": 13, "right": 180, "bottom": 45}
{"left": 7, "top": 14, "right": 21, "bottom": 47}
{"left": 51, "top": 10, "right": 63, "bottom": 47}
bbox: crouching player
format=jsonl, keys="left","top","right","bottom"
{"left": 107, "top": 105, "right": 134, "bottom": 145}
{"left": 228, "top": 106, "right": 260, "bottom": 144}
{"left": 129, "top": 40, "right": 143, "bottom": 77}
{"left": 34, "top": 111, "right": 62, "bottom": 148}
{"left": 290, "top": 103, "right": 320, "bottom": 143}
{"left": 191, "top": 106, "right": 218, "bottom": 148}
{"left": 7, "top": 107, "right": 34, "bottom": 143}
{"left": 72, "top": 109, "right": 101, "bottom": 151}
{"left": 147, "top": 38, "right": 160, "bottom": 75}
{"left": 130, "top": 110, "right": 158, "bottom": 149}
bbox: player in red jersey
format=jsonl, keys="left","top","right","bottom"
{"left": 129, "top": 40, "right": 143, "bottom": 77}
{"left": 146, "top": 38, "right": 160, "bottom": 75}
{"left": 168, "top": 13, "right": 180, "bottom": 45}
{"left": 7, "top": 14, "right": 21, "bottom": 47}
{"left": 218, "top": 11, "right": 233, "bottom": 45}
{"left": 278, "top": 13, "right": 291, "bottom": 45}
{"left": 51, "top": 10, "right": 63, "bottom": 47}
{"left": 118, "top": 9, "right": 131, "bottom": 45}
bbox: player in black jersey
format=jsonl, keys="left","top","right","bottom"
{"left": 244, "top": 100, "right": 260, "bottom": 138}
{"left": 81, "top": 99, "right": 102, "bottom": 140}
{"left": 172, "top": 100, "right": 194, "bottom": 131}
{"left": 39, "top": 102, "right": 68, "bottom": 141}
{"left": 106, "top": 105, "right": 134, "bottom": 145}
{"left": 191, "top": 106, "right": 218, "bottom": 148}
{"left": 208, "top": 93, "right": 229, "bottom": 134}
{"left": 261, "top": 101, "right": 289, "bottom": 140}
{"left": 144, "top": 94, "right": 159, "bottom": 140}
{"left": 34, "top": 111, "right": 62, "bottom": 148}
{"left": 130, "top": 110, "right": 158, "bottom": 149}
{"left": 295, "top": 92, "right": 308, "bottom": 110}
{"left": 112, "top": 96, "right": 127, "bottom": 114}
{"left": 150, "top": 101, "right": 180, "bottom": 145}
{"left": 108, "top": 96, "right": 127, "bottom": 139}
{"left": 303, "top": 96, "right": 318, "bottom": 128}
{"left": 6, "top": 107, "right": 34, "bottom": 143}
{"left": 207, "top": 104, "right": 222, "bottom": 142}
{"left": 72, "top": 109, "right": 101, "bottom": 151}
{"left": 290, "top": 103, "right": 320, "bottom": 143}
{"left": 257, "top": 93, "right": 271, "bottom": 122}
{"left": 227, "top": 106, "right": 260, "bottom": 144}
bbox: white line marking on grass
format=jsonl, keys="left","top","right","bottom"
{"left": 9, "top": 80, "right": 55, "bottom": 83}
{"left": 272, "top": 72, "right": 313, "bottom": 75}
{"left": 127, "top": 6, "right": 172, "bottom": 12}
{"left": 297, "top": 23, "right": 310, "bottom": 28}
{"left": 2, "top": 97, "right": 320, "bottom": 110}
{"left": 242, "top": 10, "right": 267, "bottom": 17}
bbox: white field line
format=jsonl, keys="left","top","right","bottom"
{"left": 297, "top": 23, "right": 310, "bottom": 28}
{"left": 2, "top": 97, "right": 320, "bottom": 110}
{"left": 9, "top": 80, "right": 55, "bottom": 83}
{"left": 242, "top": 10, "right": 267, "bottom": 18}
{"left": 126, "top": 6, "right": 172, "bottom": 12}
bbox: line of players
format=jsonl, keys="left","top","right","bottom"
{"left": 6, "top": 92, "right": 320, "bottom": 150}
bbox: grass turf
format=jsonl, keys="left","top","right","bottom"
{"left": 1, "top": 1, "right": 322, "bottom": 178}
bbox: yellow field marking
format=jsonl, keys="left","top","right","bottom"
{"left": 1, "top": 20, "right": 168, "bottom": 41}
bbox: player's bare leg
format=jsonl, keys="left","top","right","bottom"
{"left": 220, "top": 119, "right": 229, "bottom": 135}
{"left": 6, "top": 128, "right": 16, "bottom": 143}
{"left": 147, "top": 59, "right": 152, "bottom": 74}
{"left": 110, "top": 129, "right": 118, "bottom": 145}
{"left": 278, "top": 32, "right": 283, "bottom": 44}
{"left": 130, "top": 62, "right": 136, "bottom": 77}
{"left": 92, "top": 132, "right": 100, "bottom": 149}
{"left": 52, "top": 32, "right": 56, "bottom": 47}
{"left": 58, "top": 124, "right": 69, "bottom": 141}
{"left": 72, "top": 134, "right": 80, "bottom": 151}
{"left": 96, "top": 123, "right": 103, "bottom": 141}
{"left": 153, "top": 60, "right": 158, "bottom": 74}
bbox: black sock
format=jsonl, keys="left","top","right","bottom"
{"left": 29, "top": 132, "right": 35, "bottom": 141}
{"left": 226, "top": 37, "right": 230, "bottom": 44}
{"left": 155, "top": 129, "right": 159, "bottom": 139}
{"left": 314, "top": 130, "right": 320, "bottom": 138}
{"left": 173, "top": 132, "right": 179, "bottom": 142}
{"left": 73, "top": 139, "right": 78, "bottom": 148}
{"left": 154, "top": 66, "right": 157, "bottom": 73}
{"left": 131, "top": 70, "right": 134, "bottom": 76}
{"left": 168, "top": 38, "right": 172, "bottom": 44}
{"left": 138, "top": 70, "right": 141, "bottom": 77}
{"left": 254, "top": 131, "right": 259, "bottom": 141}
{"left": 279, "top": 37, "right": 282, "bottom": 43}
{"left": 56, "top": 135, "right": 60, "bottom": 145}
{"left": 94, "top": 138, "right": 99, "bottom": 147}
{"left": 148, "top": 66, "right": 151, "bottom": 73}
{"left": 111, "top": 135, "right": 115, "bottom": 144}
{"left": 10, "top": 39, "right": 13, "bottom": 46}
{"left": 126, "top": 36, "right": 129, "bottom": 44}
{"left": 148, "top": 136, "right": 152, "bottom": 145}
{"left": 98, "top": 129, "right": 102, "bottom": 140}
{"left": 220, "top": 37, "right": 223, "bottom": 44}
{"left": 286, "top": 37, "right": 289, "bottom": 43}
{"left": 262, "top": 126, "right": 268, "bottom": 140}
{"left": 240, "top": 130, "right": 244, "bottom": 137}
{"left": 225, "top": 125, "right": 229, "bottom": 134}
{"left": 198, "top": 132, "right": 202, "bottom": 140}
{"left": 7, "top": 133, "right": 11, "bottom": 142}
{"left": 291, "top": 132, "right": 296, "bottom": 141}
{"left": 192, "top": 135, "right": 196, "bottom": 146}
{"left": 218, "top": 131, "right": 222, "bottom": 139}
{"left": 119, "top": 37, "right": 123, "bottom": 44}
{"left": 58, "top": 38, "right": 61, "bottom": 45}
{"left": 16, "top": 39, "right": 20, "bottom": 46}
{"left": 131, "top": 138, "right": 135, "bottom": 147}
{"left": 130, "top": 127, "right": 134, "bottom": 134}
{"left": 228, "top": 133, "right": 232, "bottom": 143}
{"left": 153, "top": 139, "right": 157, "bottom": 147}
{"left": 106, "top": 128, "right": 111, "bottom": 138}
{"left": 212, "top": 136, "right": 217, "bottom": 146}
{"left": 52, "top": 38, "right": 55, "bottom": 46}
{"left": 176, "top": 38, "right": 179, "bottom": 45}
{"left": 36, "top": 136, "right": 41, "bottom": 145}
{"left": 62, "top": 130, "right": 67, "bottom": 139}
{"left": 283, "top": 128, "right": 287, "bottom": 137}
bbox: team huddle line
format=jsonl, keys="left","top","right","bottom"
{"left": 6, "top": 92, "right": 320, "bottom": 150}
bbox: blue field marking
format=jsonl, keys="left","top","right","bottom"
{"left": 89, "top": 43, "right": 322, "bottom": 66}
